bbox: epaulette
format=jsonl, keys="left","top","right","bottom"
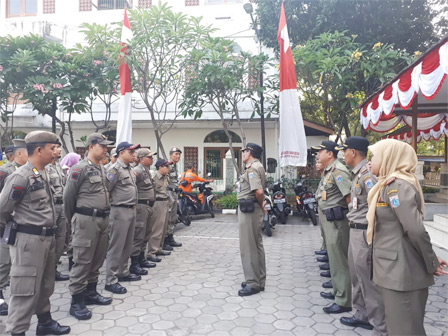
{"left": 386, "top": 177, "right": 396, "bottom": 185}
{"left": 360, "top": 165, "right": 368, "bottom": 174}
{"left": 331, "top": 166, "right": 336, "bottom": 172}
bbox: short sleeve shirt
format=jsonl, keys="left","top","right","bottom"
{"left": 317, "top": 159, "right": 352, "bottom": 210}
{"left": 237, "top": 160, "right": 266, "bottom": 200}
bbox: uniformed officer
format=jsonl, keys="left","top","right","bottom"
{"left": 45, "top": 143, "right": 70, "bottom": 282}
{"left": 367, "top": 139, "right": 448, "bottom": 336}
{"left": 0, "top": 139, "right": 28, "bottom": 317}
{"left": 1, "top": 145, "right": 15, "bottom": 165}
{"left": 129, "top": 148, "right": 157, "bottom": 275}
{"left": 312, "top": 140, "right": 352, "bottom": 314}
{"left": 105, "top": 141, "right": 141, "bottom": 295}
{"left": 147, "top": 159, "right": 172, "bottom": 263}
{"left": 165, "top": 147, "right": 183, "bottom": 249}
{"left": 104, "top": 148, "right": 117, "bottom": 171}
{"left": 237, "top": 143, "right": 266, "bottom": 297}
{"left": 64, "top": 133, "right": 113, "bottom": 320}
{"left": 0, "top": 131, "right": 70, "bottom": 336}
{"left": 336, "top": 137, "right": 387, "bottom": 334}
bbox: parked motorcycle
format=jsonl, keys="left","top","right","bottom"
{"left": 271, "top": 180, "right": 291, "bottom": 224}
{"left": 294, "top": 176, "right": 318, "bottom": 226}
{"left": 177, "top": 189, "right": 192, "bottom": 226}
{"left": 183, "top": 181, "right": 215, "bottom": 218}
{"left": 262, "top": 189, "right": 276, "bottom": 237}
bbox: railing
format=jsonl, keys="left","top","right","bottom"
{"left": 423, "top": 172, "right": 441, "bottom": 187}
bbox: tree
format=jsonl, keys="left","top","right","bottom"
{"left": 127, "top": 3, "right": 214, "bottom": 158}
{"left": 180, "top": 37, "right": 267, "bottom": 174}
{"left": 255, "top": 0, "right": 443, "bottom": 54}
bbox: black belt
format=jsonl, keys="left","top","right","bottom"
{"left": 138, "top": 200, "right": 155, "bottom": 206}
{"left": 54, "top": 199, "right": 63, "bottom": 205}
{"left": 112, "top": 204, "right": 136, "bottom": 209}
{"left": 16, "top": 224, "right": 56, "bottom": 237}
{"left": 75, "top": 207, "right": 110, "bottom": 218}
{"left": 156, "top": 197, "right": 169, "bottom": 201}
{"left": 349, "top": 222, "right": 368, "bottom": 230}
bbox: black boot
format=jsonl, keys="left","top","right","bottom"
{"left": 167, "top": 234, "right": 182, "bottom": 247}
{"left": 69, "top": 293, "right": 92, "bottom": 320}
{"left": 129, "top": 256, "right": 148, "bottom": 276}
{"left": 68, "top": 257, "right": 74, "bottom": 271}
{"left": 55, "top": 270, "right": 69, "bottom": 281}
{"left": 0, "top": 290, "right": 8, "bottom": 316}
{"left": 84, "top": 282, "right": 112, "bottom": 306}
{"left": 162, "top": 240, "right": 174, "bottom": 251}
{"left": 36, "top": 311, "right": 71, "bottom": 335}
{"left": 138, "top": 252, "right": 156, "bottom": 268}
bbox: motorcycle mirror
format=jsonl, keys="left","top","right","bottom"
{"left": 302, "top": 174, "right": 306, "bottom": 178}
{"left": 207, "top": 172, "right": 212, "bottom": 177}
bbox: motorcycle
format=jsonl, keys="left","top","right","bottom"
{"left": 183, "top": 181, "right": 215, "bottom": 218}
{"left": 271, "top": 180, "right": 291, "bottom": 224}
{"left": 177, "top": 189, "right": 192, "bottom": 226}
{"left": 294, "top": 176, "right": 318, "bottom": 226}
{"left": 262, "top": 189, "right": 276, "bottom": 237}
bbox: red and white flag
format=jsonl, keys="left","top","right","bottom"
{"left": 117, "top": 8, "right": 133, "bottom": 144}
{"left": 277, "top": 2, "right": 307, "bottom": 167}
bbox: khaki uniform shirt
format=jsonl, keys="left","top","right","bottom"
{"left": 134, "top": 163, "right": 155, "bottom": 201}
{"left": 373, "top": 178, "right": 439, "bottom": 291}
{"left": 346, "top": 159, "right": 377, "bottom": 225}
{"left": 0, "top": 161, "right": 20, "bottom": 192}
{"left": 316, "top": 159, "right": 351, "bottom": 210}
{"left": 63, "top": 159, "right": 110, "bottom": 222}
{"left": 237, "top": 159, "right": 266, "bottom": 200}
{"left": 168, "top": 164, "right": 179, "bottom": 188}
{"left": 154, "top": 171, "right": 169, "bottom": 199}
{"left": 0, "top": 161, "right": 55, "bottom": 228}
{"left": 46, "top": 162, "right": 66, "bottom": 201}
{"left": 106, "top": 160, "right": 138, "bottom": 206}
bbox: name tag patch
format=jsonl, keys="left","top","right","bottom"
{"left": 390, "top": 195, "right": 400, "bottom": 208}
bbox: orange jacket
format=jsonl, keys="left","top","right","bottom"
{"left": 179, "top": 170, "right": 206, "bottom": 193}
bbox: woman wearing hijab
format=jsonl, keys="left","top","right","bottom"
{"left": 367, "top": 139, "right": 447, "bottom": 336}
{"left": 60, "top": 152, "right": 81, "bottom": 176}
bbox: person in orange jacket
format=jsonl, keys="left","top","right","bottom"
{"left": 179, "top": 163, "right": 214, "bottom": 203}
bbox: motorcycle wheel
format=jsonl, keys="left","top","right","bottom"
{"left": 279, "top": 212, "right": 287, "bottom": 224}
{"left": 308, "top": 208, "right": 318, "bottom": 226}
{"left": 209, "top": 203, "right": 215, "bottom": 218}
{"left": 183, "top": 216, "right": 191, "bottom": 226}
{"left": 264, "top": 220, "right": 272, "bottom": 237}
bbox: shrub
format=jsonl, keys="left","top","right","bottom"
{"left": 422, "top": 186, "right": 440, "bottom": 193}
{"left": 216, "top": 194, "right": 238, "bottom": 209}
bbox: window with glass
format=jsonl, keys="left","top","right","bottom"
{"left": 97, "top": 0, "right": 132, "bottom": 10}
{"left": 204, "top": 148, "right": 241, "bottom": 179}
{"left": 7, "top": 0, "right": 37, "bottom": 17}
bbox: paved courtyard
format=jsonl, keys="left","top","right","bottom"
{"left": 1, "top": 214, "right": 447, "bottom": 336}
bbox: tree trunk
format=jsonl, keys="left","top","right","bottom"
{"left": 67, "top": 110, "right": 76, "bottom": 152}
{"left": 53, "top": 115, "right": 69, "bottom": 153}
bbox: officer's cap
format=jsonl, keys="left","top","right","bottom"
{"left": 111, "top": 148, "right": 117, "bottom": 157}
{"left": 155, "top": 158, "right": 172, "bottom": 168}
{"left": 169, "top": 147, "right": 182, "bottom": 154}
{"left": 12, "top": 139, "right": 26, "bottom": 149}
{"left": 335, "top": 136, "right": 369, "bottom": 152}
{"left": 241, "top": 142, "right": 263, "bottom": 159}
{"left": 25, "top": 131, "right": 60, "bottom": 145}
{"left": 116, "top": 141, "right": 141, "bottom": 154}
{"left": 311, "top": 141, "right": 338, "bottom": 154}
{"left": 137, "top": 148, "right": 157, "bottom": 158}
{"left": 4, "top": 145, "right": 14, "bottom": 155}
{"left": 86, "top": 133, "right": 113, "bottom": 146}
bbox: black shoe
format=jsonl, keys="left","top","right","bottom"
{"left": 68, "top": 257, "right": 74, "bottom": 271}
{"left": 11, "top": 333, "right": 25, "bottom": 336}
{"left": 320, "top": 271, "right": 331, "bottom": 278}
{"left": 315, "top": 250, "right": 327, "bottom": 255}
{"left": 162, "top": 244, "right": 174, "bottom": 251}
{"left": 129, "top": 256, "right": 148, "bottom": 276}
{"left": 317, "top": 256, "right": 329, "bottom": 263}
{"left": 105, "top": 283, "right": 127, "bottom": 294}
{"left": 319, "top": 263, "right": 330, "bottom": 271}
{"left": 166, "top": 234, "right": 182, "bottom": 247}
{"left": 84, "top": 283, "right": 112, "bottom": 306}
{"left": 323, "top": 303, "right": 352, "bottom": 314}
{"left": 118, "top": 274, "right": 141, "bottom": 282}
{"left": 0, "top": 301, "right": 8, "bottom": 316}
{"left": 238, "top": 285, "right": 260, "bottom": 297}
{"left": 147, "top": 256, "right": 162, "bottom": 263}
{"left": 138, "top": 253, "right": 157, "bottom": 268}
{"left": 36, "top": 316, "right": 71, "bottom": 335}
{"left": 241, "top": 282, "right": 264, "bottom": 291}
{"left": 69, "top": 294, "right": 92, "bottom": 320}
{"left": 340, "top": 316, "right": 374, "bottom": 330}
{"left": 320, "top": 292, "right": 335, "bottom": 300}
{"left": 155, "top": 251, "right": 171, "bottom": 256}
{"left": 55, "top": 271, "right": 69, "bottom": 282}
{"left": 322, "top": 280, "right": 333, "bottom": 289}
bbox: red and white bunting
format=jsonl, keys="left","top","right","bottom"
{"left": 277, "top": 2, "right": 307, "bottom": 167}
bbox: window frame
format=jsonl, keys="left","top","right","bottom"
{"left": 6, "top": 0, "right": 37, "bottom": 18}
{"left": 96, "top": 0, "right": 133, "bottom": 10}
{"left": 204, "top": 147, "right": 241, "bottom": 180}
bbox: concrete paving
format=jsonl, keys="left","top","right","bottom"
{"left": 1, "top": 214, "right": 447, "bottom": 336}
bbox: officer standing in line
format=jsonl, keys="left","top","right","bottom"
{"left": 0, "top": 131, "right": 70, "bottom": 336}
{"left": 46, "top": 143, "right": 70, "bottom": 282}
{"left": 1, "top": 145, "right": 15, "bottom": 166}
{"left": 104, "top": 148, "right": 117, "bottom": 170}
{"left": 64, "top": 133, "right": 113, "bottom": 321}
{"left": 312, "top": 140, "right": 352, "bottom": 314}
{"left": 105, "top": 141, "right": 141, "bottom": 295}
{"left": 0, "top": 140, "right": 28, "bottom": 317}
{"left": 164, "top": 147, "right": 183, "bottom": 249}
{"left": 336, "top": 137, "right": 387, "bottom": 334}
{"left": 129, "top": 148, "right": 158, "bottom": 275}
{"left": 147, "top": 159, "right": 172, "bottom": 263}
{"left": 237, "top": 143, "right": 266, "bottom": 297}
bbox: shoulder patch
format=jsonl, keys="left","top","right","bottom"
{"left": 0, "top": 171, "right": 5, "bottom": 182}
{"left": 335, "top": 175, "right": 343, "bottom": 183}
{"left": 9, "top": 185, "right": 25, "bottom": 201}
{"left": 107, "top": 172, "right": 116, "bottom": 181}
{"left": 365, "top": 179, "right": 374, "bottom": 189}
{"left": 389, "top": 195, "right": 400, "bottom": 208}
{"left": 386, "top": 177, "right": 396, "bottom": 185}
{"left": 70, "top": 171, "right": 80, "bottom": 182}
{"left": 249, "top": 172, "right": 255, "bottom": 179}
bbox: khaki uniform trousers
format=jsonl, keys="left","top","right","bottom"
{"left": 348, "top": 229, "right": 387, "bottom": 336}
{"left": 148, "top": 200, "right": 169, "bottom": 256}
{"left": 54, "top": 203, "right": 67, "bottom": 266}
{"left": 106, "top": 207, "right": 136, "bottom": 285}
{"left": 320, "top": 212, "right": 351, "bottom": 307}
{"left": 69, "top": 213, "right": 109, "bottom": 295}
{"left": 6, "top": 232, "right": 55, "bottom": 334}
{"left": 142, "top": 206, "right": 154, "bottom": 255}
{"left": 65, "top": 213, "right": 73, "bottom": 258}
{"left": 0, "top": 243, "right": 11, "bottom": 290}
{"left": 238, "top": 204, "right": 266, "bottom": 291}
{"left": 381, "top": 287, "right": 428, "bottom": 336}
{"left": 317, "top": 208, "right": 327, "bottom": 251}
{"left": 131, "top": 204, "right": 151, "bottom": 257}
{"left": 167, "top": 192, "right": 178, "bottom": 236}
